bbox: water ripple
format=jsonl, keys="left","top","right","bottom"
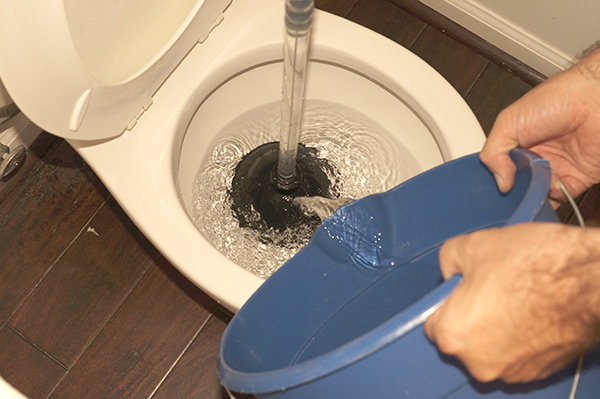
{"left": 191, "top": 99, "right": 419, "bottom": 278}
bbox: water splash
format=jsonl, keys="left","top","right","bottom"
{"left": 293, "top": 196, "right": 354, "bottom": 221}
{"left": 321, "top": 202, "right": 385, "bottom": 269}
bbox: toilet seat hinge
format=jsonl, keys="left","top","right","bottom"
{"left": 126, "top": 98, "right": 153, "bottom": 131}
{"left": 198, "top": 13, "right": 225, "bottom": 44}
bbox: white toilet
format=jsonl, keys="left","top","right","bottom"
{"left": 0, "top": 0, "right": 485, "bottom": 312}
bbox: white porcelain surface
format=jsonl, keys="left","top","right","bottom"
{"left": 0, "top": 377, "right": 27, "bottom": 399}
{"left": 62, "top": 0, "right": 484, "bottom": 312}
{"left": 178, "top": 60, "right": 443, "bottom": 216}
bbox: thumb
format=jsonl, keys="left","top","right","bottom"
{"left": 480, "top": 112, "right": 519, "bottom": 193}
{"left": 438, "top": 235, "right": 470, "bottom": 280}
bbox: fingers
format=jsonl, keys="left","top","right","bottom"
{"left": 480, "top": 110, "right": 520, "bottom": 193}
{"left": 423, "top": 278, "right": 502, "bottom": 382}
{"left": 479, "top": 148, "right": 517, "bottom": 193}
{"left": 425, "top": 224, "right": 591, "bottom": 385}
{"left": 424, "top": 234, "right": 474, "bottom": 353}
{"left": 423, "top": 292, "right": 460, "bottom": 356}
{"left": 426, "top": 229, "right": 505, "bottom": 381}
{"left": 438, "top": 233, "right": 477, "bottom": 280}
{"left": 422, "top": 303, "right": 440, "bottom": 345}
{"left": 426, "top": 233, "right": 481, "bottom": 344}
{"left": 500, "top": 346, "right": 578, "bottom": 383}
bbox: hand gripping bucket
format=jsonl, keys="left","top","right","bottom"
{"left": 218, "top": 149, "right": 600, "bottom": 398}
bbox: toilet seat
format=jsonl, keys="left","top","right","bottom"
{"left": 0, "top": 0, "right": 231, "bottom": 140}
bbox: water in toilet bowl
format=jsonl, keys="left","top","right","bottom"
{"left": 191, "top": 98, "right": 420, "bottom": 278}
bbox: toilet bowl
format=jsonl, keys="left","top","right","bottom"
{"left": 0, "top": 0, "right": 485, "bottom": 312}
{"left": 0, "top": 376, "right": 26, "bottom": 399}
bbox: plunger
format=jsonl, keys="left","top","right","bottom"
{"left": 229, "top": 0, "right": 334, "bottom": 235}
{"left": 229, "top": 142, "right": 335, "bottom": 233}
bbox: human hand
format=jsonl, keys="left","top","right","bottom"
{"left": 423, "top": 223, "right": 600, "bottom": 383}
{"left": 480, "top": 48, "right": 600, "bottom": 201}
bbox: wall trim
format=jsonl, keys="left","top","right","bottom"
{"left": 417, "top": 0, "right": 574, "bottom": 77}
{"left": 390, "top": 0, "right": 546, "bottom": 85}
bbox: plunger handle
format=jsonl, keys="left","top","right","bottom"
{"left": 277, "top": 0, "right": 315, "bottom": 191}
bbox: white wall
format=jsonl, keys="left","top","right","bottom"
{"left": 419, "top": 0, "right": 600, "bottom": 77}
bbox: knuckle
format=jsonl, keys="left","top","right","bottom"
{"left": 478, "top": 146, "right": 493, "bottom": 165}
{"left": 433, "top": 325, "right": 464, "bottom": 356}
{"left": 494, "top": 107, "right": 513, "bottom": 127}
{"left": 469, "top": 365, "right": 502, "bottom": 383}
{"left": 455, "top": 231, "right": 480, "bottom": 261}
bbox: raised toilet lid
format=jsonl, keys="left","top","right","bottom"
{"left": 0, "top": 0, "right": 231, "bottom": 140}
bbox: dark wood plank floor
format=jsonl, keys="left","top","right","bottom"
{"left": 0, "top": 1, "right": 597, "bottom": 398}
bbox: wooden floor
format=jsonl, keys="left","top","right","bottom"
{"left": 0, "top": 1, "right": 597, "bottom": 398}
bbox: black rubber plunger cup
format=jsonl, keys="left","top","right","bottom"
{"left": 229, "top": 141, "right": 335, "bottom": 236}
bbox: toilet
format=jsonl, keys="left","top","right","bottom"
{"left": 0, "top": 0, "right": 485, "bottom": 312}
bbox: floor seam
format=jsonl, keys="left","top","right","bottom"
{"left": 462, "top": 60, "right": 491, "bottom": 99}
{"left": 5, "top": 195, "right": 112, "bottom": 328}
{"left": 147, "top": 313, "right": 214, "bottom": 399}
{"left": 343, "top": 0, "right": 361, "bottom": 17}
{"left": 44, "top": 257, "right": 155, "bottom": 399}
{"left": 6, "top": 324, "right": 68, "bottom": 371}
{"left": 60, "top": 256, "right": 155, "bottom": 368}
{"left": 408, "top": 22, "right": 428, "bottom": 49}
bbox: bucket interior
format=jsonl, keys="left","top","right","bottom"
{"left": 220, "top": 150, "right": 554, "bottom": 386}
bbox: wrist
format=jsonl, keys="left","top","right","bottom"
{"left": 574, "top": 227, "right": 600, "bottom": 345}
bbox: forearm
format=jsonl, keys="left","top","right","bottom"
{"left": 569, "top": 226, "right": 600, "bottom": 346}
{"left": 578, "top": 41, "right": 600, "bottom": 60}
{"left": 575, "top": 43, "right": 600, "bottom": 83}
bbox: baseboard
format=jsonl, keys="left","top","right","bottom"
{"left": 417, "top": 0, "right": 574, "bottom": 77}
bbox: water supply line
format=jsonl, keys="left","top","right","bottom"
{"left": 0, "top": 103, "right": 19, "bottom": 132}
{"left": 0, "top": 103, "right": 27, "bottom": 178}
{"left": 276, "top": 0, "right": 314, "bottom": 191}
{"left": 556, "top": 175, "right": 585, "bottom": 399}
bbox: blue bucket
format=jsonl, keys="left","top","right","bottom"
{"left": 218, "top": 149, "right": 600, "bottom": 398}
